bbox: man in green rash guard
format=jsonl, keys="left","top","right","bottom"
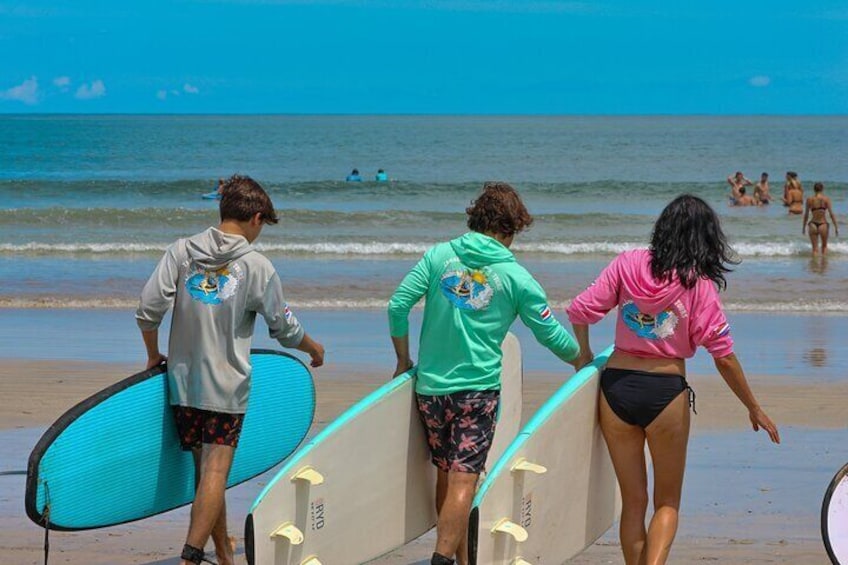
{"left": 388, "top": 181, "right": 583, "bottom": 565}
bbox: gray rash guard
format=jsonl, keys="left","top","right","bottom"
{"left": 136, "top": 227, "right": 304, "bottom": 413}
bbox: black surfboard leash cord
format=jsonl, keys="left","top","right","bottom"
{"left": 41, "top": 481, "right": 51, "bottom": 565}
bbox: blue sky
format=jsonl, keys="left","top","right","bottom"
{"left": 1, "top": 0, "right": 846, "bottom": 114}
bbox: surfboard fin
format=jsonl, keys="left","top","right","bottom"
{"left": 510, "top": 458, "right": 547, "bottom": 475}
{"left": 271, "top": 521, "right": 304, "bottom": 545}
{"left": 300, "top": 556, "right": 322, "bottom": 565}
{"left": 291, "top": 465, "right": 325, "bottom": 485}
{"left": 513, "top": 558, "right": 533, "bottom": 565}
{"left": 491, "top": 518, "right": 528, "bottom": 542}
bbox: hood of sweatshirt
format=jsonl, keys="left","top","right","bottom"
{"left": 449, "top": 232, "right": 516, "bottom": 269}
{"left": 185, "top": 227, "right": 254, "bottom": 271}
{"left": 619, "top": 249, "right": 687, "bottom": 315}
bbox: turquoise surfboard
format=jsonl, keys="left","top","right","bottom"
{"left": 25, "top": 349, "right": 315, "bottom": 531}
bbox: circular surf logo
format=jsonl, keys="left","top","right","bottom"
{"left": 621, "top": 301, "right": 678, "bottom": 340}
{"left": 186, "top": 266, "right": 239, "bottom": 305}
{"left": 440, "top": 269, "right": 494, "bottom": 311}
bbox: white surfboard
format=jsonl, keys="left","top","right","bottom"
{"left": 246, "top": 332, "right": 524, "bottom": 565}
{"left": 468, "top": 346, "right": 620, "bottom": 565}
{"left": 822, "top": 462, "right": 848, "bottom": 564}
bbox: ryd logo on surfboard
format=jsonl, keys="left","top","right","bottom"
{"left": 310, "top": 498, "right": 326, "bottom": 531}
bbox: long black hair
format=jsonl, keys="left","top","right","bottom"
{"left": 650, "top": 194, "right": 738, "bottom": 289}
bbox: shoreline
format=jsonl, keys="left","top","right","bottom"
{"left": 2, "top": 359, "right": 847, "bottom": 432}
{"left": 3, "top": 359, "right": 841, "bottom": 563}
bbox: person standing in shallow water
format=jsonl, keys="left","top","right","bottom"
{"left": 753, "top": 172, "right": 772, "bottom": 205}
{"left": 566, "top": 194, "right": 780, "bottom": 565}
{"left": 783, "top": 171, "right": 804, "bottom": 213}
{"left": 803, "top": 182, "right": 839, "bottom": 256}
{"left": 726, "top": 171, "right": 752, "bottom": 205}
{"left": 388, "top": 182, "right": 581, "bottom": 565}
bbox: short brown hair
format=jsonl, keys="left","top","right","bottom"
{"left": 219, "top": 175, "right": 279, "bottom": 224}
{"left": 466, "top": 182, "right": 533, "bottom": 237}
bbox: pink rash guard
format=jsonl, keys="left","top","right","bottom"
{"left": 566, "top": 249, "right": 734, "bottom": 360}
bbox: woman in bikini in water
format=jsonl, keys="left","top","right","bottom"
{"left": 783, "top": 171, "right": 804, "bottom": 214}
{"left": 803, "top": 182, "right": 839, "bottom": 256}
{"left": 567, "top": 195, "right": 780, "bottom": 565}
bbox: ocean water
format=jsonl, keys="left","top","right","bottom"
{"left": 1, "top": 114, "right": 846, "bottom": 312}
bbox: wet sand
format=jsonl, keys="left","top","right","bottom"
{"left": 1, "top": 358, "right": 842, "bottom": 563}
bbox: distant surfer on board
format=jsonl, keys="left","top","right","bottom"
{"left": 388, "top": 181, "right": 582, "bottom": 565}
{"left": 136, "top": 174, "right": 325, "bottom": 565}
{"left": 567, "top": 194, "right": 780, "bottom": 565}
{"left": 346, "top": 168, "right": 362, "bottom": 182}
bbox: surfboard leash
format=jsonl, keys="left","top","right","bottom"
{"left": 181, "top": 543, "right": 219, "bottom": 564}
{"left": 41, "top": 481, "right": 51, "bottom": 565}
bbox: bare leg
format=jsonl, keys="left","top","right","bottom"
{"left": 434, "top": 471, "right": 478, "bottom": 565}
{"left": 599, "top": 395, "right": 649, "bottom": 565}
{"left": 436, "top": 468, "right": 449, "bottom": 514}
{"left": 808, "top": 223, "right": 820, "bottom": 256}
{"left": 181, "top": 444, "right": 236, "bottom": 565}
{"left": 210, "top": 498, "right": 236, "bottom": 565}
{"left": 820, "top": 223, "right": 830, "bottom": 255}
{"left": 643, "top": 393, "right": 690, "bottom": 565}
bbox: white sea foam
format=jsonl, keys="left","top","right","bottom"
{"left": 0, "top": 242, "right": 166, "bottom": 253}
{"left": 1, "top": 240, "right": 845, "bottom": 257}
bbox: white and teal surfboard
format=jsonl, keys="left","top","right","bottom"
{"left": 245, "top": 332, "right": 524, "bottom": 565}
{"left": 468, "top": 346, "right": 619, "bottom": 565}
{"left": 25, "top": 349, "right": 315, "bottom": 531}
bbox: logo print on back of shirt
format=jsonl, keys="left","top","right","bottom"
{"left": 621, "top": 301, "right": 678, "bottom": 340}
{"left": 186, "top": 263, "right": 240, "bottom": 305}
{"left": 440, "top": 269, "right": 493, "bottom": 311}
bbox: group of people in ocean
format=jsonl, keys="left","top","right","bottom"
{"left": 141, "top": 175, "right": 780, "bottom": 565}
{"left": 346, "top": 168, "right": 389, "bottom": 182}
{"left": 727, "top": 170, "right": 840, "bottom": 255}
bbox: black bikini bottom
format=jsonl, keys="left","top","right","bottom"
{"left": 600, "top": 368, "right": 695, "bottom": 428}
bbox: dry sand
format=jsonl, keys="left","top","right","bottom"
{"left": 0, "top": 359, "right": 840, "bottom": 564}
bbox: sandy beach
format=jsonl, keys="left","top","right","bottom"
{"left": 1, "top": 355, "right": 842, "bottom": 564}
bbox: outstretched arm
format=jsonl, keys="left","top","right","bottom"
{"left": 141, "top": 328, "right": 167, "bottom": 370}
{"left": 713, "top": 353, "right": 780, "bottom": 443}
{"left": 295, "top": 333, "right": 325, "bottom": 368}
{"left": 518, "top": 278, "right": 579, "bottom": 367}
{"left": 802, "top": 199, "right": 810, "bottom": 234}
{"left": 388, "top": 252, "right": 432, "bottom": 377}
{"left": 391, "top": 336, "right": 413, "bottom": 378}
{"left": 570, "top": 323, "right": 594, "bottom": 370}
{"left": 828, "top": 198, "right": 839, "bottom": 236}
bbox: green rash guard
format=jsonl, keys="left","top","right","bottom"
{"left": 388, "top": 232, "right": 579, "bottom": 395}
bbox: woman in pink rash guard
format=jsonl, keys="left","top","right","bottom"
{"left": 567, "top": 194, "right": 780, "bottom": 565}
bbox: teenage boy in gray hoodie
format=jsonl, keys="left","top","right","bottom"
{"left": 136, "top": 175, "right": 324, "bottom": 565}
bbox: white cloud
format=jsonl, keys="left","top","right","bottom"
{"left": 183, "top": 83, "right": 199, "bottom": 94}
{"left": 156, "top": 90, "right": 168, "bottom": 100}
{"left": 1, "top": 76, "right": 39, "bottom": 105}
{"left": 53, "top": 76, "right": 71, "bottom": 92}
{"left": 170, "top": 89, "right": 180, "bottom": 96}
{"left": 749, "top": 75, "right": 771, "bottom": 87}
{"left": 75, "top": 79, "right": 106, "bottom": 99}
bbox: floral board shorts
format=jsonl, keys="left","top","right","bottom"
{"left": 172, "top": 406, "right": 244, "bottom": 451}
{"left": 415, "top": 390, "right": 500, "bottom": 474}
